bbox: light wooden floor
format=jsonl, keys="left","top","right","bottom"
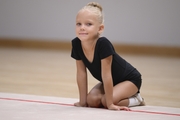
{"left": 0, "top": 47, "right": 180, "bottom": 108}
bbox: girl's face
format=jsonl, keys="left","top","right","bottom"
{"left": 76, "top": 10, "right": 103, "bottom": 42}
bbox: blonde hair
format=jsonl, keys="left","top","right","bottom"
{"left": 80, "top": 2, "right": 104, "bottom": 24}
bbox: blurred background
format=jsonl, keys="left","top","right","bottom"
{"left": 0, "top": 0, "right": 180, "bottom": 108}
{"left": 0, "top": 0, "right": 180, "bottom": 47}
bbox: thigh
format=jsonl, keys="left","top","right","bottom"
{"left": 88, "top": 82, "right": 104, "bottom": 96}
{"left": 113, "top": 81, "right": 138, "bottom": 104}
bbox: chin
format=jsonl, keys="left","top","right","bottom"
{"left": 78, "top": 37, "right": 89, "bottom": 41}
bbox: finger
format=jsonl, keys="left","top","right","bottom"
{"left": 74, "top": 102, "right": 80, "bottom": 107}
{"left": 120, "top": 107, "right": 129, "bottom": 111}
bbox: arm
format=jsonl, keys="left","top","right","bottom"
{"left": 101, "top": 55, "right": 114, "bottom": 108}
{"left": 75, "top": 60, "right": 88, "bottom": 107}
{"left": 101, "top": 55, "right": 130, "bottom": 111}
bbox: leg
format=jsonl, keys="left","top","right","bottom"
{"left": 101, "top": 81, "right": 138, "bottom": 107}
{"left": 87, "top": 82, "right": 104, "bottom": 108}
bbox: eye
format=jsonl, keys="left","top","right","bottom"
{"left": 86, "top": 23, "right": 92, "bottom": 26}
{"left": 76, "top": 23, "right": 81, "bottom": 26}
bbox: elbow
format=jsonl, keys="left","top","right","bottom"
{"left": 102, "top": 74, "right": 112, "bottom": 83}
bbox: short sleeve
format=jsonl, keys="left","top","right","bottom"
{"left": 98, "top": 37, "right": 115, "bottom": 59}
{"left": 71, "top": 38, "right": 81, "bottom": 60}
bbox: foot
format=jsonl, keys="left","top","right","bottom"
{"left": 135, "top": 93, "right": 145, "bottom": 106}
{"left": 128, "top": 93, "right": 145, "bottom": 107}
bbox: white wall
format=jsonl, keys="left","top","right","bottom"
{"left": 0, "top": 0, "right": 180, "bottom": 47}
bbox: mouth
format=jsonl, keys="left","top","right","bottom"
{"left": 79, "top": 33, "right": 88, "bottom": 35}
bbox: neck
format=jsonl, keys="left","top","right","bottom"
{"left": 81, "top": 37, "right": 99, "bottom": 51}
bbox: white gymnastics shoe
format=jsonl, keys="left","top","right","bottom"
{"left": 128, "top": 93, "right": 145, "bottom": 107}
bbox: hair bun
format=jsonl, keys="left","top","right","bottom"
{"left": 87, "top": 2, "right": 103, "bottom": 12}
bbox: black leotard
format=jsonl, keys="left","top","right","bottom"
{"left": 71, "top": 37, "right": 142, "bottom": 90}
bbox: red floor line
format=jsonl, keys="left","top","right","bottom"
{"left": 0, "top": 97, "right": 180, "bottom": 117}
{"left": 0, "top": 97, "right": 74, "bottom": 107}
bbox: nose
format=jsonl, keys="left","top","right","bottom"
{"left": 80, "top": 24, "right": 85, "bottom": 30}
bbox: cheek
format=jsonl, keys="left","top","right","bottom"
{"left": 92, "top": 27, "right": 99, "bottom": 33}
{"left": 75, "top": 27, "right": 79, "bottom": 32}
{"left": 75, "top": 29, "right": 79, "bottom": 36}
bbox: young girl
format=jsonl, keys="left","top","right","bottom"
{"left": 71, "top": 2, "right": 145, "bottom": 111}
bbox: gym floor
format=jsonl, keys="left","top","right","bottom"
{"left": 0, "top": 47, "right": 180, "bottom": 119}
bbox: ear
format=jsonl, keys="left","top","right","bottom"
{"left": 98, "top": 24, "right": 104, "bottom": 34}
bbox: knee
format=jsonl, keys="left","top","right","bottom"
{"left": 101, "top": 96, "right": 122, "bottom": 108}
{"left": 87, "top": 94, "right": 102, "bottom": 108}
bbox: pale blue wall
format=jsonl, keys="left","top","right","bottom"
{"left": 0, "top": 0, "right": 180, "bottom": 47}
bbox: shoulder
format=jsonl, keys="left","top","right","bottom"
{"left": 97, "top": 37, "right": 113, "bottom": 46}
{"left": 97, "top": 37, "right": 115, "bottom": 59}
{"left": 71, "top": 37, "right": 82, "bottom": 60}
{"left": 72, "top": 37, "right": 80, "bottom": 43}
{"left": 98, "top": 37, "right": 111, "bottom": 43}
{"left": 97, "top": 37, "right": 114, "bottom": 48}
{"left": 71, "top": 37, "right": 81, "bottom": 47}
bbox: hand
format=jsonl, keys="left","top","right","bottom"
{"left": 108, "top": 104, "right": 131, "bottom": 111}
{"left": 74, "top": 102, "right": 87, "bottom": 107}
{"left": 119, "top": 106, "right": 131, "bottom": 111}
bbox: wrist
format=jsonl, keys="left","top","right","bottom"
{"left": 79, "top": 99, "right": 87, "bottom": 106}
{"left": 107, "top": 103, "right": 114, "bottom": 108}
